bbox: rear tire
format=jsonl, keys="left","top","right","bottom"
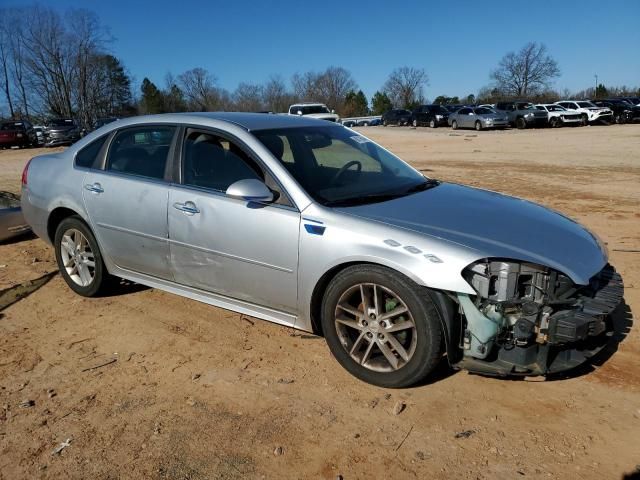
{"left": 383, "top": 120, "right": 388, "bottom": 127}
{"left": 451, "top": 120, "right": 458, "bottom": 130}
{"left": 321, "top": 265, "right": 443, "bottom": 388}
{"left": 581, "top": 114, "right": 589, "bottom": 126}
{"left": 412, "top": 118, "right": 418, "bottom": 127}
{"left": 54, "top": 216, "right": 111, "bottom": 297}
{"left": 515, "top": 117, "right": 526, "bottom": 129}
{"left": 429, "top": 119, "right": 436, "bottom": 128}
{"left": 550, "top": 117, "right": 560, "bottom": 128}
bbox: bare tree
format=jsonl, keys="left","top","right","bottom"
{"left": 490, "top": 42, "right": 560, "bottom": 97}
{"left": 0, "top": 13, "right": 15, "bottom": 118}
{"left": 178, "top": 68, "right": 220, "bottom": 110}
{"left": 383, "top": 66, "right": 428, "bottom": 108}
{"left": 291, "top": 66, "right": 357, "bottom": 113}
{"left": 261, "top": 75, "right": 292, "bottom": 113}
{"left": 233, "top": 82, "right": 263, "bottom": 112}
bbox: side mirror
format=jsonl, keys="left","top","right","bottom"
{"left": 297, "top": 110, "right": 303, "bottom": 116}
{"left": 331, "top": 109, "right": 336, "bottom": 114}
{"left": 226, "top": 179, "right": 274, "bottom": 203}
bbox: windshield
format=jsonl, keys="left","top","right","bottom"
{"left": 48, "top": 119, "right": 75, "bottom": 127}
{"left": 297, "top": 105, "right": 330, "bottom": 115}
{"left": 253, "top": 125, "right": 432, "bottom": 206}
{"left": 475, "top": 107, "right": 494, "bottom": 115}
{"left": 577, "top": 102, "right": 595, "bottom": 108}
{"left": 547, "top": 105, "right": 565, "bottom": 111}
{"left": 516, "top": 103, "right": 535, "bottom": 110}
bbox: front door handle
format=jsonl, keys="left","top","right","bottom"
{"left": 84, "top": 182, "right": 104, "bottom": 194}
{"left": 173, "top": 201, "right": 200, "bottom": 215}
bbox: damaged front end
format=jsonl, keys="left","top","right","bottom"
{"left": 452, "top": 260, "right": 623, "bottom": 376}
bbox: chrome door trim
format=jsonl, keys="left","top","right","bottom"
{"left": 96, "top": 222, "right": 168, "bottom": 242}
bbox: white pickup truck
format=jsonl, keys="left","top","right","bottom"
{"left": 288, "top": 103, "right": 340, "bottom": 123}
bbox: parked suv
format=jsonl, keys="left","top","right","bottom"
{"left": 592, "top": 100, "right": 640, "bottom": 124}
{"left": 381, "top": 109, "right": 411, "bottom": 126}
{"left": 288, "top": 103, "right": 340, "bottom": 123}
{"left": 494, "top": 101, "right": 548, "bottom": 129}
{"left": 44, "top": 118, "right": 82, "bottom": 146}
{"left": 410, "top": 104, "right": 449, "bottom": 128}
{"left": 535, "top": 104, "right": 582, "bottom": 127}
{"left": 554, "top": 101, "right": 613, "bottom": 125}
{"left": 0, "top": 120, "right": 37, "bottom": 149}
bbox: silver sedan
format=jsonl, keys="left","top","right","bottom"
{"left": 21, "top": 113, "right": 622, "bottom": 387}
{"left": 448, "top": 107, "right": 509, "bottom": 130}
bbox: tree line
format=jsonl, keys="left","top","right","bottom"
{"left": 1, "top": 6, "right": 638, "bottom": 128}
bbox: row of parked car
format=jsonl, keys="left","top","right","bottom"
{"left": 0, "top": 117, "right": 121, "bottom": 150}
{"left": 377, "top": 97, "right": 640, "bottom": 131}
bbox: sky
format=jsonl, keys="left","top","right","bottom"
{"left": 5, "top": 0, "right": 640, "bottom": 102}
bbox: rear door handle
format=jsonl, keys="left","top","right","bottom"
{"left": 84, "top": 182, "right": 104, "bottom": 194}
{"left": 173, "top": 201, "right": 200, "bottom": 215}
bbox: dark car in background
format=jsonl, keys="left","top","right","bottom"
{"left": 594, "top": 100, "right": 640, "bottom": 124}
{"left": 44, "top": 118, "right": 82, "bottom": 147}
{"left": 0, "top": 120, "right": 37, "bottom": 149}
{"left": 381, "top": 109, "right": 411, "bottom": 126}
{"left": 410, "top": 104, "right": 449, "bottom": 128}
{"left": 495, "top": 101, "right": 549, "bottom": 129}
{"left": 93, "top": 117, "right": 119, "bottom": 131}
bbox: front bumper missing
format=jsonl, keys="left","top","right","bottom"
{"left": 455, "top": 265, "right": 624, "bottom": 377}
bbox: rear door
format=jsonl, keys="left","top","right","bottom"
{"left": 82, "top": 125, "right": 176, "bottom": 280}
{"left": 167, "top": 128, "right": 300, "bottom": 313}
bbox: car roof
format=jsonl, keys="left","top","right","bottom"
{"left": 89, "top": 112, "right": 336, "bottom": 132}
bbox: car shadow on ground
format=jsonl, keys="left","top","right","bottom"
{"left": 0, "top": 230, "right": 36, "bottom": 245}
{"left": 98, "top": 278, "right": 150, "bottom": 298}
{"left": 545, "top": 298, "right": 634, "bottom": 382}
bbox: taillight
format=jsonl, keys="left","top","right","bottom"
{"left": 21, "top": 158, "right": 32, "bottom": 186}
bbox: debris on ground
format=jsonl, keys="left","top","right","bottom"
{"left": 277, "top": 378, "right": 294, "bottom": 384}
{"left": 273, "top": 446, "right": 284, "bottom": 456}
{"left": 52, "top": 438, "right": 72, "bottom": 455}
{"left": 392, "top": 400, "right": 405, "bottom": 415}
{"left": 455, "top": 430, "right": 476, "bottom": 439}
{"left": 191, "top": 373, "right": 201, "bottom": 382}
{"left": 18, "top": 399, "right": 35, "bottom": 408}
{"left": 46, "top": 389, "right": 56, "bottom": 398}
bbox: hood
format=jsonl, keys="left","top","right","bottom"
{"left": 338, "top": 183, "right": 606, "bottom": 285}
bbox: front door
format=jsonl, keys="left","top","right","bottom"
{"left": 83, "top": 125, "right": 176, "bottom": 280}
{"left": 167, "top": 129, "right": 300, "bottom": 313}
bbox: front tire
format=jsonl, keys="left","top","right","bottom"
{"left": 550, "top": 117, "right": 560, "bottom": 128}
{"left": 515, "top": 117, "right": 526, "bottom": 129}
{"left": 321, "top": 265, "right": 443, "bottom": 388}
{"left": 54, "top": 216, "right": 110, "bottom": 297}
{"left": 412, "top": 118, "right": 418, "bottom": 127}
{"left": 429, "top": 119, "right": 436, "bottom": 128}
{"left": 475, "top": 120, "right": 482, "bottom": 131}
{"left": 581, "top": 114, "right": 589, "bottom": 126}
{"left": 451, "top": 120, "right": 458, "bottom": 130}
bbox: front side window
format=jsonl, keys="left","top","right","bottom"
{"left": 475, "top": 107, "right": 494, "bottom": 115}
{"left": 183, "top": 131, "right": 263, "bottom": 192}
{"left": 254, "top": 126, "right": 430, "bottom": 207}
{"left": 106, "top": 126, "right": 175, "bottom": 180}
{"left": 459, "top": 108, "right": 472, "bottom": 115}
{"left": 577, "top": 102, "right": 595, "bottom": 108}
{"left": 76, "top": 135, "right": 109, "bottom": 169}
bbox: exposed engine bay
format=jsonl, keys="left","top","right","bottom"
{"left": 454, "top": 260, "right": 623, "bottom": 376}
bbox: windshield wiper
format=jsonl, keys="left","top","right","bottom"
{"left": 403, "top": 178, "right": 440, "bottom": 194}
{"left": 326, "top": 179, "right": 440, "bottom": 207}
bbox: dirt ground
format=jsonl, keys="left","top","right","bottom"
{"left": 1, "top": 124, "right": 639, "bottom": 480}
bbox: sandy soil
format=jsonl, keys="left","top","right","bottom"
{"left": 1, "top": 125, "right": 639, "bottom": 480}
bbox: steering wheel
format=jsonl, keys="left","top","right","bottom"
{"left": 330, "top": 160, "right": 362, "bottom": 185}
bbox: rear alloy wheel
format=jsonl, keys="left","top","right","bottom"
{"left": 451, "top": 120, "right": 458, "bottom": 130}
{"left": 429, "top": 119, "right": 436, "bottom": 128}
{"left": 383, "top": 120, "right": 388, "bottom": 127}
{"left": 412, "top": 119, "right": 418, "bottom": 127}
{"left": 475, "top": 120, "right": 482, "bottom": 131}
{"left": 615, "top": 114, "right": 625, "bottom": 125}
{"left": 321, "top": 265, "right": 442, "bottom": 388}
{"left": 55, "top": 216, "right": 110, "bottom": 297}
{"left": 515, "top": 117, "right": 527, "bottom": 129}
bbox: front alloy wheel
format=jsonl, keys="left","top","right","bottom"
{"left": 321, "top": 265, "right": 442, "bottom": 388}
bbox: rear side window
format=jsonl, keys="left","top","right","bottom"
{"left": 107, "top": 126, "right": 175, "bottom": 180}
{"left": 76, "top": 135, "right": 109, "bottom": 169}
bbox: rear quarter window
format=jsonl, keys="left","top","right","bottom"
{"left": 75, "top": 135, "right": 109, "bottom": 169}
